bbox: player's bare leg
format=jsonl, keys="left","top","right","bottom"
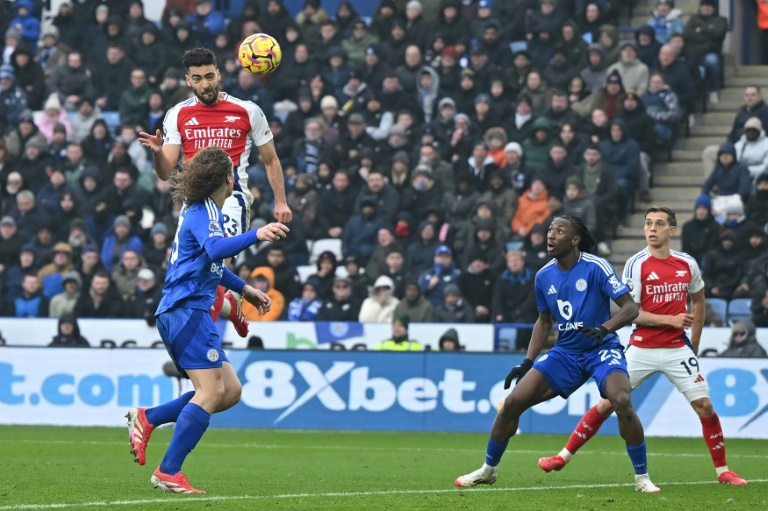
{"left": 689, "top": 397, "right": 747, "bottom": 485}
{"left": 455, "top": 369, "right": 555, "bottom": 487}
{"left": 539, "top": 397, "right": 613, "bottom": 472}
{"left": 603, "top": 372, "right": 660, "bottom": 492}
{"left": 215, "top": 362, "right": 242, "bottom": 413}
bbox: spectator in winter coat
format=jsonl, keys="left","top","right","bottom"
{"left": 0, "top": 65, "right": 28, "bottom": 136}
{"left": 46, "top": 52, "right": 96, "bottom": 112}
{"left": 480, "top": 170, "right": 518, "bottom": 235}
{"left": 435, "top": 283, "right": 474, "bottom": 323}
{"left": 9, "top": 1, "right": 39, "bottom": 50}
{"left": 734, "top": 117, "right": 768, "bottom": 179}
{"left": 683, "top": 0, "right": 727, "bottom": 103}
{"left": 701, "top": 142, "right": 752, "bottom": 203}
{"left": 110, "top": 249, "right": 145, "bottom": 300}
{"left": 342, "top": 197, "right": 387, "bottom": 265}
{"left": 243, "top": 267, "right": 285, "bottom": 321}
{"left": 751, "top": 263, "right": 768, "bottom": 328}
{"left": 185, "top": 0, "right": 224, "bottom": 48}
{"left": 457, "top": 251, "right": 493, "bottom": 322}
{"left": 122, "top": 268, "right": 162, "bottom": 325}
{"left": 48, "top": 313, "right": 90, "bottom": 347}
{"left": 720, "top": 320, "right": 767, "bottom": 357}
{"left": 48, "top": 270, "right": 81, "bottom": 318}
{"left": 441, "top": 171, "right": 480, "bottom": 225}
{"left": 580, "top": 44, "right": 609, "bottom": 95}
{"left": 682, "top": 194, "right": 721, "bottom": 267}
{"left": 642, "top": 72, "right": 682, "bottom": 144}
{"left": 574, "top": 69, "right": 625, "bottom": 121}
{"left": 656, "top": 44, "right": 697, "bottom": 108}
{"left": 746, "top": 173, "right": 768, "bottom": 228}
{"left": 37, "top": 242, "right": 74, "bottom": 298}
{"left": 511, "top": 178, "right": 550, "bottom": 239}
{"left": 100, "top": 215, "right": 143, "bottom": 273}
{"left": 491, "top": 250, "right": 538, "bottom": 349}
{"left": 522, "top": 118, "right": 554, "bottom": 172}
{"left": 358, "top": 275, "right": 399, "bottom": 323}
{"left": 727, "top": 86, "right": 768, "bottom": 144}
{"left": 599, "top": 119, "right": 640, "bottom": 222}
{"left": 418, "top": 245, "right": 461, "bottom": 308}
{"left": 288, "top": 280, "right": 324, "bottom": 322}
{"left": 538, "top": 143, "right": 577, "bottom": 201}
{"left": 703, "top": 230, "right": 746, "bottom": 301}
{"left": 607, "top": 41, "right": 649, "bottom": 96}
{"left": 646, "top": 0, "right": 683, "bottom": 44}
{"left": 394, "top": 281, "right": 435, "bottom": 323}
{"left": 74, "top": 270, "right": 122, "bottom": 318}
{"left": 317, "top": 171, "right": 356, "bottom": 240}
{"left": 636, "top": 25, "right": 662, "bottom": 69}
{"left": 316, "top": 276, "right": 362, "bottom": 321}
{"left": 562, "top": 177, "right": 597, "bottom": 233}
{"left": 406, "top": 220, "right": 440, "bottom": 276}
{"left": 11, "top": 272, "right": 48, "bottom": 317}
{"left": 400, "top": 167, "right": 442, "bottom": 224}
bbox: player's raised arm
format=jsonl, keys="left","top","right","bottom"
{"left": 201, "top": 222, "right": 289, "bottom": 260}
{"left": 257, "top": 139, "right": 292, "bottom": 223}
{"left": 139, "top": 129, "right": 181, "bottom": 181}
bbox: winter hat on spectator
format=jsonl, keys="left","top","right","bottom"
{"left": 0, "top": 65, "right": 14, "bottom": 80}
{"left": 320, "top": 95, "right": 338, "bottom": 110}
{"left": 406, "top": 0, "right": 422, "bottom": 12}
{"left": 717, "top": 141, "right": 736, "bottom": 157}
{"left": 53, "top": 242, "right": 73, "bottom": 255}
{"left": 392, "top": 150, "right": 410, "bottom": 165}
{"left": 114, "top": 215, "right": 131, "bottom": 229}
{"left": 725, "top": 202, "right": 744, "bottom": 216}
{"left": 435, "top": 245, "right": 452, "bottom": 257}
{"left": 605, "top": 70, "right": 623, "bottom": 87}
{"left": 504, "top": 141, "right": 524, "bottom": 157}
{"left": 42, "top": 25, "right": 59, "bottom": 39}
{"left": 412, "top": 165, "right": 432, "bottom": 179}
{"left": 0, "top": 216, "right": 15, "bottom": 227}
{"left": 443, "top": 283, "right": 460, "bottom": 296}
{"left": 744, "top": 117, "right": 762, "bottom": 132}
{"left": 454, "top": 113, "right": 471, "bottom": 126}
{"left": 18, "top": 109, "right": 33, "bottom": 123}
{"left": 347, "top": 113, "right": 365, "bottom": 124}
{"left": 393, "top": 314, "right": 410, "bottom": 329}
{"left": 441, "top": 46, "right": 458, "bottom": 60}
{"left": 44, "top": 94, "right": 63, "bottom": 111}
{"left": 4, "top": 27, "right": 21, "bottom": 41}
{"left": 82, "top": 244, "right": 99, "bottom": 255}
{"left": 25, "top": 138, "right": 47, "bottom": 152}
{"left": 699, "top": 0, "right": 716, "bottom": 7}
{"left": 475, "top": 93, "right": 492, "bottom": 105}
{"left": 438, "top": 97, "right": 456, "bottom": 110}
{"left": 565, "top": 176, "right": 583, "bottom": 191}
{"left": 137, "top": 268, "right": 155, "bottom": 281}
{"left": 478, "top": 0, "right": 492, "bottom": 9}
{"left": 373, "top": 275, "right": 394, "bottom": 290}
{"left": 62, "top": 271, "right": 82, "bottom": 287}
{"left": 150, "top": 223, "right": 168, "bottom": 237}
{"left": 756, "top": 173, "right": 768, "bottom": 186}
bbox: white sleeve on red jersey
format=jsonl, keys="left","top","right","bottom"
{"left": 245, "top": 102, "right": 273, "bottom": 147}
{"left": 687, "top": 256, "right": 705, "bottom": 294}
{"left": 162, "top": 104, "right": 182, "bottom": 146}
{"left": 622, "top": 253, "right": 643, "bottom": 303}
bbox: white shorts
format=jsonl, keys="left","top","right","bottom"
{"left": 625, "top": 345, "right": 710, "bottom": 403}
{"left": 221, "top": 190, "right": 253, "bottom": 237}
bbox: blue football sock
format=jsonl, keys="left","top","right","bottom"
{"left": 626, "top": 441, "right": 648, "bottom": 475}
{"left": 159, "top": 402, "right": 210, "bottom": 475}
{"left": 485, "top": 438, "right": 509, "bottom": 467}
{"left": 145, "top": 392, "right": 195, "bottom": 426}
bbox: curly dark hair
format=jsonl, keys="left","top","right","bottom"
{"left": 560, "top": 215, "right": 597, "bottom": 255}
{"left": 182, "top": 47, "right": 217, "bottom": 70}
{"left": 171, "top": 146, "right": 232, "bottom": 206}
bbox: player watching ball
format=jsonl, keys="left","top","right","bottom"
{"left": 538, "top": 207, "right": 747, "bottom": 486}
{"left": 126, "top": 146, "right": 289, "bottom": 493}
{"left": 455, "top": 216, "right": 662, "bottom": 492}
{"left": 139, "top": 47, "right": 291, "bottom": 338}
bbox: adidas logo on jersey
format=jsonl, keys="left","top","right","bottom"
{"left": 646, "top": 272, "right": 660, "bottom": 281}
{"left": 694, "top": 374, "right": 705, "bottom": 383}
{"left": 547, "top": 285, "right": 557, "bottom": 295}
{"left": 184, "top": 117, "right": 200, "bottom": 126}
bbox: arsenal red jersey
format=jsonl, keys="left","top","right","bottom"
{"left": 162, "top": 93, "right": 272, "bottom": 193}
{"left": 622, "top": 248, "right": 704, "bottom": 348}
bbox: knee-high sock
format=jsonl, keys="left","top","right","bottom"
{"left": 485, "top": 438, "right": 508, "bottom": 467}
{"left": 626, "top": 441, "right": 648, "bottom": 475}
{"left": 564, "top": 405, "right": 611, "bottom": 455}
{"left": 159, "top": 403, "right": 210, "bottom": 475}
{"left": 145, "top": 391, "right": 195, "bottom": 426}
{"left": 701, "top": 414, "right": 727, "bottom": 468}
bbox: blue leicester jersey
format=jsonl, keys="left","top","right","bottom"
{"left": 156, "top": 197, "right": 226, "bottom": 315}
{"left": 535, "top": 252, "right": 630, "bottom": 351}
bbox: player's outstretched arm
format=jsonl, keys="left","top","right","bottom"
{"left": 242, "top": 285, "right": 272, "bottom": 315}
{"left": 258, "top": 139, "right": 292, "bottom": 223}
{"left": 689, "top": 289, "right": 706, "bottom": 354}
{"left": 139, "top": 129, "right": 181, "bottom": 181}
{"left": 203, "top": 222, "right": 289, "bottom": 260}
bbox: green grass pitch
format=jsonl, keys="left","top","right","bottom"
{"left": 0, "top": 426, "right": 766, "bottom": 510}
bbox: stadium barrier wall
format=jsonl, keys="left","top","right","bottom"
{"left": 3, "top": 318, "right": 768, "bottom": 353}
{"left": 1, "top": 348, "right": 766, "bottom": 438}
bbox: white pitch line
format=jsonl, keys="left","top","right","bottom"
{"left": 2, "top": 438, "right": 766, "bottom": 459}
{"left": 0, "top": 479, "right": 766, "bottom": 510}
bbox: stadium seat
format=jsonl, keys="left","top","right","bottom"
{"left": 309, "top": 238, "right": 342, "bottom": 264}
{"left": 707, "top": 298, "right": 728, "bottom": 325}
{"left": 296, "top": 265, "right": 315, "bottom": 284}
{"left": 727, "top": 299, "right": 752, "bottom": 324}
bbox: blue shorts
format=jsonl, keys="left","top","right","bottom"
{"left": 533, "top": 342, "right": 628, "bottom": 399}
{"left": 156, "top": 308, "right": 228, "bottom": 379}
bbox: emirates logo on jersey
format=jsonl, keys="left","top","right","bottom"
{"left": 183, "top": 126, "right": 243, "bottom": 150}
{"left": 645, "top": 281, "right": 688, "bottom": 304}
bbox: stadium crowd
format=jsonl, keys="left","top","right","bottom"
{"left": 0, "top": 0, "right": 765, "bottom": 347}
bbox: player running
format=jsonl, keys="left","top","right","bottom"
{"left": 538, "top": 207, "right": 747, "bottom": 486}
{"left": 126, "top": 146, "right": 289, "bottom": 493}
{"left": 139, "top": 47, "right": 291, "bottom": 337}
{"left": 455, "top": 216, "right": 661, "bottom": 493}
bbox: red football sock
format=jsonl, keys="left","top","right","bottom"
{"left": 210, "top": 286, "right": 226, "bottom": 321}
{"left": 564, "top": 405, "right": 611, "bottom": 455}
{"left": 700, "top": 414, "right": 727, "bottom": 468}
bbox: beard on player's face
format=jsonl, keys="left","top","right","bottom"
{"left": 195, "top": 82, "right": 220, "bottom": 105}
